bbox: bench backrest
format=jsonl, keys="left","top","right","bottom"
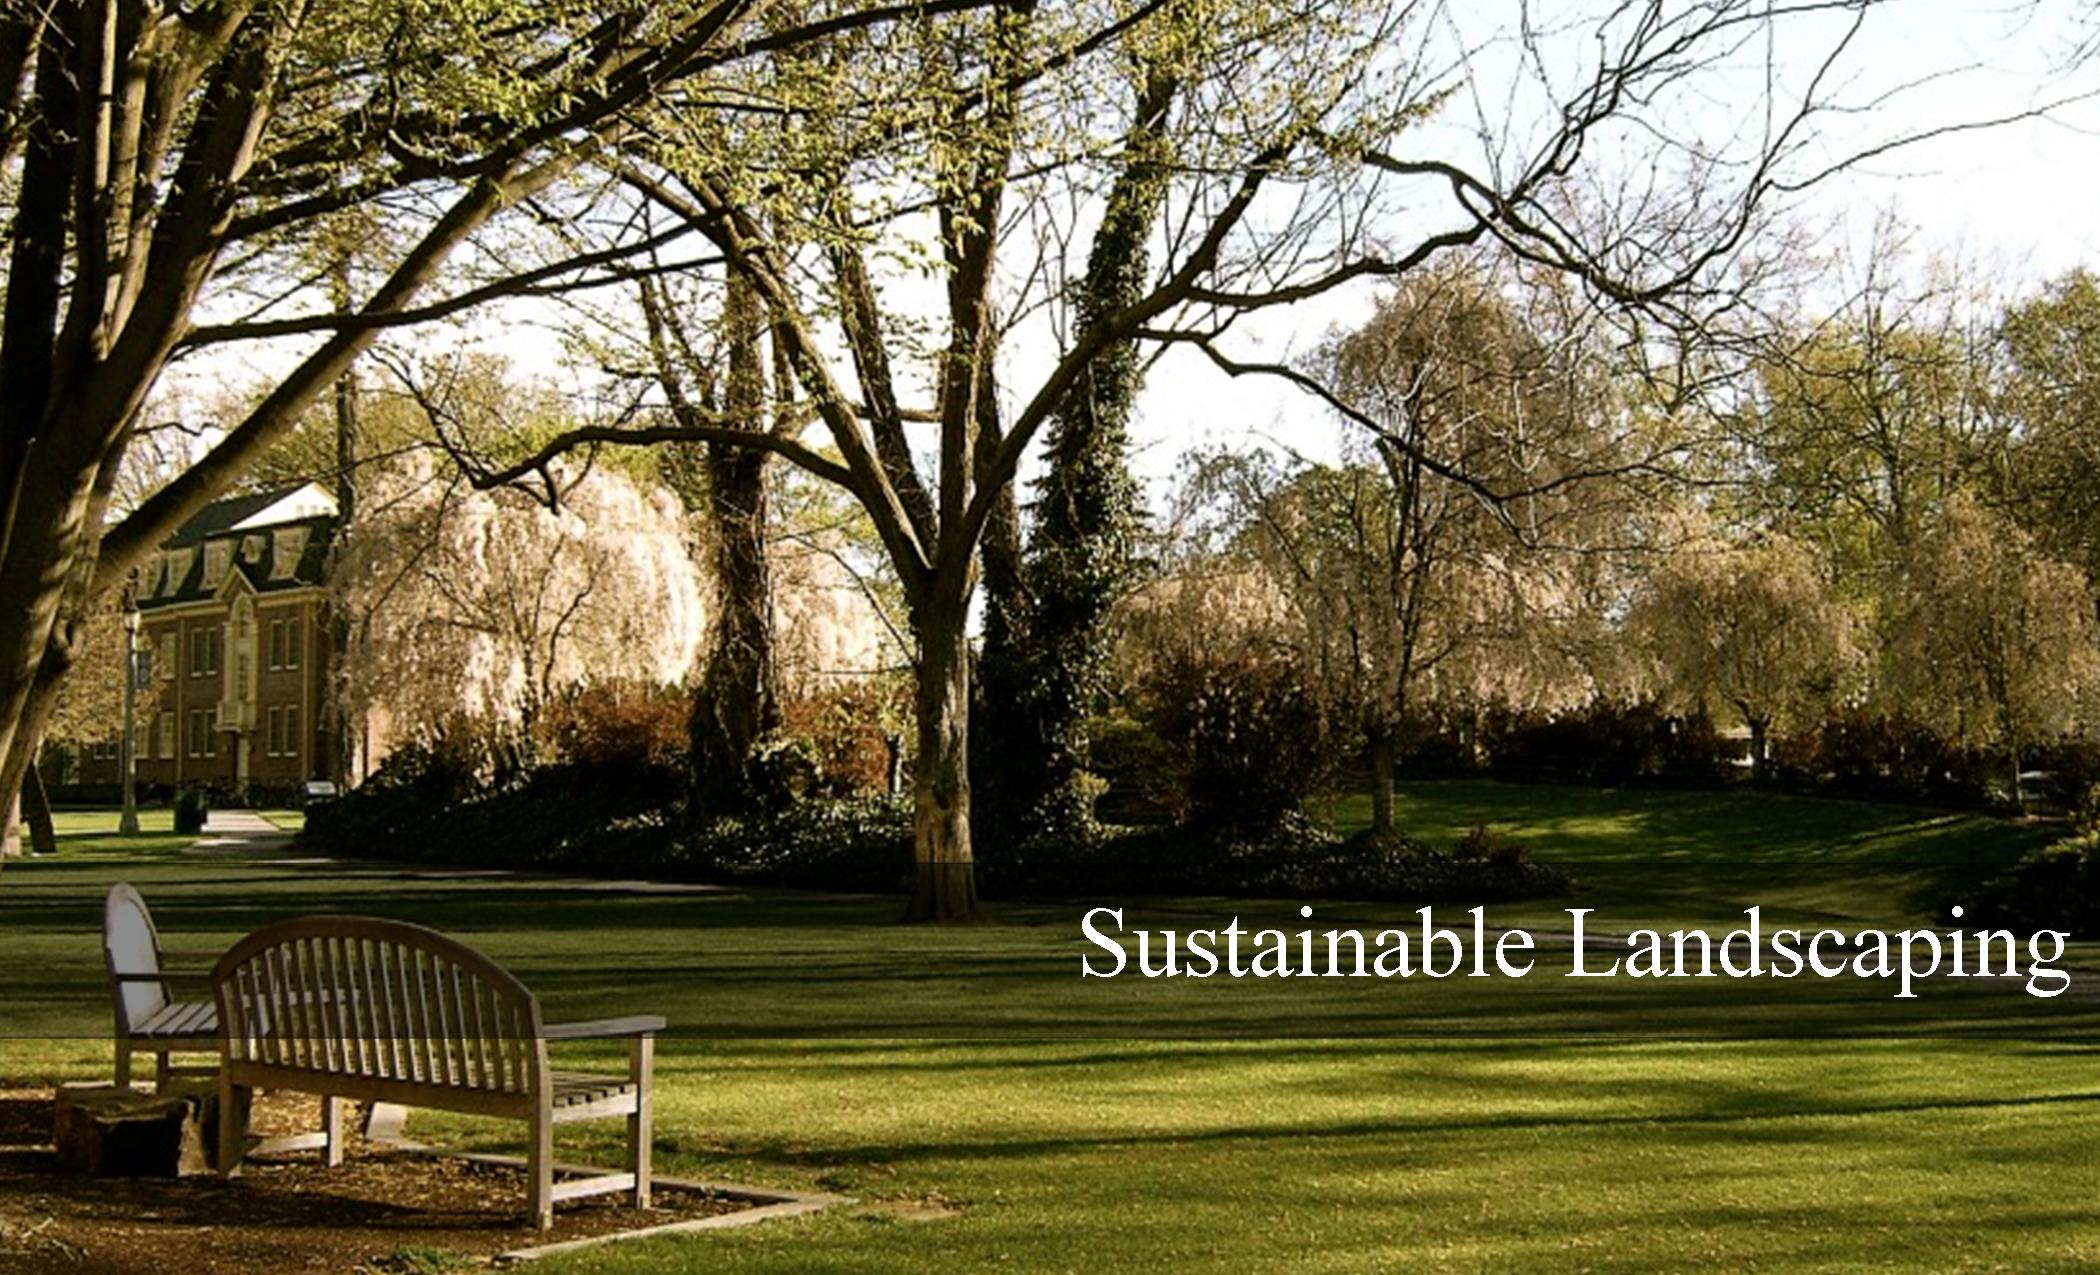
{"left": 104, "top": 883, "right": 167, "bottom": 1029}
{"left": 213, "top": 916, "right": 545, "bottom": 1096}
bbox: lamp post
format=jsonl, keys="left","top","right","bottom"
{"left": 118, "top": 585, "right": 142, "bottom": 835}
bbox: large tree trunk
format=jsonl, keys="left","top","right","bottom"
{"left": 1747, "top": 715, "right": 1769, "bottom": 782}
{"left": 0, "top": 633, "right": 76, "bottom": 869}
{"left": 689, "top": 273, "right": 779, "bottom": 814}
{"left": 1367, "top": 724, "right": 1396, "bottom": 840}
{"left": 22, "top": 753, "right": 54, "bottom": 855}
{"left": 905, "top": 598, "right": 979, "bottom": 922}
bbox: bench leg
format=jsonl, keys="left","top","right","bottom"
{"left": 216, "top": 1074, "right": 248, "bottom": 1176}
{"left": 154, "top": 1052, "right": 172, "bottom": 1092}
{"left": 113, "top": 1040, "right": 133, "bottom": 1091}
{"left": 322, "top": 1096, "right": 344, "bottom": 1167}
{"left": 528, "top": 1105, "right": 554, "bottom": 1230}
{"left": 628, "top": 1035, "right": 653, "bottom": 1209}
{"left": 361, "top": 1102, "right": 407, "bottom": 1142}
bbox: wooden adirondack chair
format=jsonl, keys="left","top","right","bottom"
{"left": 102, "top": 883, "right": 219, "bottom": 1089}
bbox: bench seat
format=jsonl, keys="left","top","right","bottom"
{"left": 134, "top": 1000, "right": 218, "bottom": 1040}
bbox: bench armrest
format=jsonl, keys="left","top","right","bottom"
{"left": 543, "top": 1015, "right": 665, "bottom": 1040}
{"left": 109, "top": 969, "right": 212, "bottom": 984}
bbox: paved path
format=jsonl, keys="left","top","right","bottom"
{"left": 192, "top": 808, "right": 294, "bottom": 855}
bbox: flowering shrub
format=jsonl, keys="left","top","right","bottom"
{"left": 1142, "top": 650, "right": 1331, "bottom": 833}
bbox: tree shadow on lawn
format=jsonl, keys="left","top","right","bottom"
{"left": 698, "top": 1087, "right": 2100, "bottom": 1174}
{"left": 1380, "top": 779, "right": 2056, "bottom": 865}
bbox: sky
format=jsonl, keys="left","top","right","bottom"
{"left": 160, "top": 1, "right": 2100, "bottom": 506}
{"left": 1120, "top": 0, "right": 2100, "bottom": 489}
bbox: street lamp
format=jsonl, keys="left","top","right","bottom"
{"left": 118, "top": 584, "right": 143, "bottom": 835}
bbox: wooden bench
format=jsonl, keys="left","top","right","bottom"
{"left": 211, "top": 915, "right": 662, "bottom": 1228}
{"left": 103, "top": 883, "right": 219, "bottom": 1090}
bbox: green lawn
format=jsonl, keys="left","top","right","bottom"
{"left": 4, "top": 783, "right": 2096, "bottom": 1271}
{"left": 254, "top": 808, "right": 306, "bottom": 832}
{"left": 39, "top": 807, "right": 193, "bottom": 858}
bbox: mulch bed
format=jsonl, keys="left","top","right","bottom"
{"left": 0, "top": 1085, "right": 753, "bottom": 1273}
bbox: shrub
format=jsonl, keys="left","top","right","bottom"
{"left": 1454, "top": 824, "right": 1529, "bottom": 865}
{"left": 1142, "top": 650, "right": 1330, "bottom": 833}
{"left": 2076, "top": 783, "right": 2100, "bottom": 834}
{"left": 775, "top": 680, "right": 910, "bottom": 799}
{"left": 668, "top": 795, "right": 912, "bottom": 892}
{"left": 304, "top": 750, "right": 682, "bottom": 870}
{"left": 1460, "top": 700, "right": 1730, "bottom": 787}
{"left": 537, "top": 680, "right": 687, "bottom": 772}
{"left": 1968, "top": 829, "right": 2100, "bottom": 938}
{"left": 976, "top": 811, "right": 1572, "bottom": 904}
{"left": 172, "top": 786, "right": 209, "bottom": 834}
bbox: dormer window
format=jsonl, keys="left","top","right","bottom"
{"left": 203, "top": 541, "right": 232, "bottom": 590}
{"left": 164, "top": 548, "right": 194, "bottom": 593}
{"left": 241, "top": 534, "right": 267, "bottom": 564}
{"left": 270, "top": 527, "right": 309, "bottom": 580}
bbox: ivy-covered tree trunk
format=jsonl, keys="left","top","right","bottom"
{"left": 977, "top": 70, "right": 1179, "bottom": 842}
{"left": 689, "top": 274, "right": 780, "bottom": 813}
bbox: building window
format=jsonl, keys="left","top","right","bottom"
{"left": 202, "top": 541, "right": 231, "bottom": 590}
{"left": 269, "top": 618, "right": 302, "bottom": 670}
{"left": 189, "top": 626, "right": 220, "bottom": 677}
{"left": 266, "top": 705, "right": 302, "bottom": 758}
{"left": 187, "top": 709, "right": 219, "bottom": 758}
{"left": 270, "top": 527, "right": 308, "bottom": 580}
{"left": 133, "top": 719, "right": 149, "bottom": 760}
{"left": 164, "top": 548, "right": 193, "bottom": 594}
{"left": 157, "top": 711, "right": 174, "bottom": 760}
{"left": 156, "top": 631, "right": 175, "bottom": 681}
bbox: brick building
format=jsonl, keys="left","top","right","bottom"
{"left": 76, "top": 484, "right": 341, "bottom": 794}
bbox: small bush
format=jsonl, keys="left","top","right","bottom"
{"left": 172, "top": 786, "right": 209, "bottom": 834}
{"left": 1142, "top": 650, "right": 1330, "bottom": 834}
{"left": 1968, "top": 829, "right": 2100, "bottom": 938}
{"left": 1454, "top": 824, "right": 1528, "bottom": 865}
{"left": 977, "top": 811, "right": 1572, "bottom": 904}
{"left": 670, "top": 795, "right": 912, "bottom": 891}
{"left": 775, "top": 680, "right": 910, "bottom": 798}
{"left": 2075, "top": 783, "right": 2100, "bottom": 834}
{"left": 537, "top": 680, "right": 687, "bottom": 772}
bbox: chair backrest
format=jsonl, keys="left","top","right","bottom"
{"left": 104, "top": 883, "right": 166, "bottom": 1029}
{"left": 213, "top": 915, "right": 544, "bottom": 1095}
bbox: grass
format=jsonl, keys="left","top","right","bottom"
{"left": 3, "top": 782, "right": 2096, "bottom": 1271}
{"left": 40, "top": 807, "right": 193, "bottom": 858}
{"left": 254, "top": 808, "right": 306, "bottom": 833}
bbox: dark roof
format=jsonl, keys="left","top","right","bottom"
{"left": 162, "top": 487, "right": 318, "bottom": 547}
{"left": 139, "top": 494, "right": 337, "bottom": 611}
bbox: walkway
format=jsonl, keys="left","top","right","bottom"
{"left": 193, "top": 808, "right": 294, "bottom": 855}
